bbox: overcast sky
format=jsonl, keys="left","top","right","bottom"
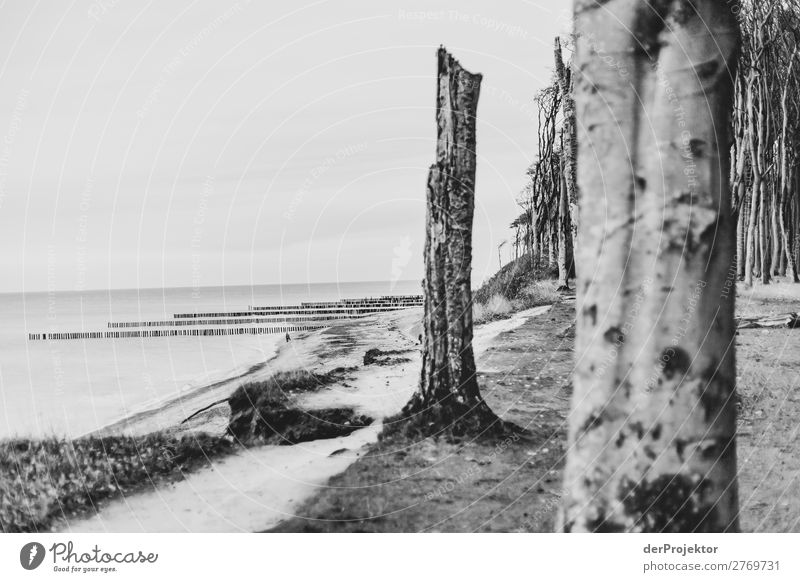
{"left": 0, "top": 0, "right": 568, "bottom": 293}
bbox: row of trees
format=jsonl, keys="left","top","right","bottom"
{"left": 512, "top": 0, "right": 800, "bottom": 289}
{"left": 407, "top": 1, "right": 793, "bottom": 532}
{"left": 734, "top": 0, "right": 800, "bottom": 284}
{"left": 511, "top": 39, "right": 576, "bottom": 290}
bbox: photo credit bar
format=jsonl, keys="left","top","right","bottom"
{"left": 1, "top": 533, "right": 799, "bottom": 581}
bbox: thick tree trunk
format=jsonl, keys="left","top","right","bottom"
{"left": 394, "top": 48, "right": 500, "bottom": 436}
{"left": 563, "top": 0, "right": 740, "bottom": 532}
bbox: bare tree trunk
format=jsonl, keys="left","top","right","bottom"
{"left": 733, "top": 132, "right": 748, "bottom": 281}
{"left": 557, "top": 153, "right": 573, "bottom": 291}
{"left": 393, "top": 48, "right": 502, "bottom": 436}
{"left": 737, "top": 195, "right": 747, "bottom": 280}
{"left": 555, "top": 37, "right": 579, "bottom": 260}
{"left": 770, "top": 183, "right": 781, "bottom": 276}
{"left": 795, "top": 171, "right": 800, "bottom": 271}
{"left": 779, "top": 49, "right": 799, "bottom": 282}
{"left": 759, "top": 181, "right": 771, "bottom": 284}
{"left": 779, "top": 182, "right": 799, "bottom": 282}
{"left": 745, "top": 188, "right": 758, "bottom": 285}
{"left": 754, "top": 220, "right": 761, "bottom": 278}
{"left": 563, "top": 0, "right": 740, "bottom": 532}
{"left": 744, "top": 74, "right": 760, "bottom": 287}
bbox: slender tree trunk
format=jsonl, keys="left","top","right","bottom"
{"left": 759, "top": 181, "right": 771, "bottom": 284}
{"left": 779, "top": 178, "right": 799, "bottom": 282}
{"left": 754, "top": 221, "right": 761, "bottom": 278}
{"left": 779, "top": 50, "right": 799, "bottom": 282}
{"left": 557, "top": 151, "right": 573, "bottom": 290}
{"left": 525, "top": 211, "right": 533, "bottom": 260}
{"left": 555, "top": 37, "right": 579, "bottom": 261}
{"left": 737, "top": 194, "right": 746, "bottom": 280}
{"left": 795, "top": 171, "right": 800, "bottom": 270}
{"left": 393, "top": 48, "right": 501, "bottom": 436}
{"left": 770, "top": 183, "right": 781, "bottom": 276}
{"left": 564, "top": 0, "right": 740, "bottom": 532}
{"left": 744, "top": 74, "right": 760, "bottom": 287}
{"left": 745, "top": 186, "right": 758, "bottom": 285}
{"left": 755, "top": 72, "right": 770, "bottom": 284}
{"left": 733, "top": 119, "right": 748, "bottom": 281}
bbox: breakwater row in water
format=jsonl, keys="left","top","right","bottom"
{"left": 28, "top": 325, "right": 325, "bottom": 341}
{"left": 175, "top": 295, "right": 423, "bottom": 319}
{"left": 250, "top": 295, "right": 423, "bottom": 310}
{"left": 107, "top": 314, "right": 362, "bottom": 329}
{"left": 27, "top": 294, "right": 422, "bottom": 341}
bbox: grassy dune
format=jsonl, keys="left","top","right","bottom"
{"left": 473, "top": 255, "right": 561, "bottom": 323}
{"left": 0, "top": 433, "right": 232, "bottom": 532}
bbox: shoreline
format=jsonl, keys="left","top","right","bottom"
{"left": 57, "top": 304, "right": 553, "bottom": 532}
{"left": 0, "top": 284, "right": 422, "bottom": 440}
{"left": 14, "top": 279, "right": 798, "bottom": 532}
{"left": 91, "top": 307, "right": 422, "bottom": 439}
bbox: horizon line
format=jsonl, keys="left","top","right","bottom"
{"left": 0, "top": 279, "right": 424, "bottom": 296}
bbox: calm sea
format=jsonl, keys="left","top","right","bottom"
{"left": 0, "top": 280, "right": 420, "bottom": 439}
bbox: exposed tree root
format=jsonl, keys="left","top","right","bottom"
{"left": 382, "top": 393, "right": 525, "bottom": 442}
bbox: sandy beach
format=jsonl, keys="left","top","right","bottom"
{"left": 57, "top": 305, "right": 552, "bottom": 532}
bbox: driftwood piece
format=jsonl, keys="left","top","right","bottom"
{"left": 736, "top": 312, "right": 800, "bottom": 329}
{"left": 180, "top": 398, "right": 230, "bottom": 425}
